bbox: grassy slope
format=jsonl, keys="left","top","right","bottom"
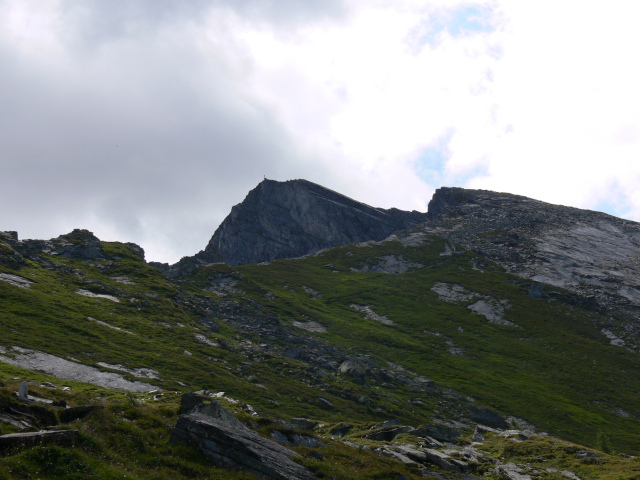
{"left": 235, "top": 236, "right": 640, "bottom": 453}
{"left": 1, "top": 233, "right": 639, "bottom": 461}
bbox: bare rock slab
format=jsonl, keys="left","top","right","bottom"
{"left": 0, "top": 429, "right": 79, "bottom": 449}
{"left": 171, "top": 412, "right": 316, "bottom": 480}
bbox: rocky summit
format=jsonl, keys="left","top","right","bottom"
{"left": 2, "top": 180, "right": 640, "bottom": 480}
{"left": 164, "top": 179, "right": 426, "bottom": 275}
{"left": 419, "top": 187, "right": 640, "bottom": 349}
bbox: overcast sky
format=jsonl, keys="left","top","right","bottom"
{"left": 2, "top": 1, "right": 639, "bottom": 264}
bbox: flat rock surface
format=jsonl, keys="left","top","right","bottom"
{"left": 0, "top": 273, "right": 33, "bottom": 288}
{"left": 0, "top": 347, "right": 156, "bottom": 392}
{"left": 349, "top": 304, "right": 394, "bottom": 325}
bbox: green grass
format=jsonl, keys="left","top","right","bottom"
{"left": 1, "top": 232, "right": 640, "bottom": 462}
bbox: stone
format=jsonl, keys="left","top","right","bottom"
{"left": 292, "top": 321, "right": 327, "bottom": 333}
{"left": 58, "top": 405, "right": 104, "bottom": 423}
{"left": 468, "top": 299, "right": 514, "bottom": 326}
{"left": 0, "top": 429, "right": 80, "bottom": 449}
{"left": 330, "top": 423, "right": 351, "bottom": 436}
{"left": 0, "top": 273, "right": 33, "bottom": 288}
{"left": 373, "top": 419, "right": 402, "bottom": 429}
{"left": 364, "top": 425, "right": 415, "bottom": 441}
{"left": 476, "top": 424, "right": 502, "bottom": 435}
{"left": 289, "top": 433, "right": 324, "bottom": 448}
{"left": 8, "top": 402, "right": 58, "bottom": 427}
{"left": 338, "top": 360, "right": 367, "bottom": 385}
{"left": 349, "top": 304, "right": 394, "bottom": 325}
{"left": 52, "top": 229, "right": 105, "bottom": 260}
{"left": 576, "top": 450, "right": 601, "bottom": 459}
{"left": 171, "top": 412, "right": 316, "bottom": 480}
{"left": 0, "top": 412, "right": 31, "bottom": 429}
{"left": 528, "top": 282, "right": 544, "bottom": 298}
{"left": 415, "top": 424, "right": 461, "bottom": 443}
{"left": 271, "top": 430, "right": 289, "bottom": 444}
{"left": 179, "top": 392, "right": 208, "bottom": 414}
{"left": 500, "top": 430, "right": 529, "bottom": 441}
{"left": 290, "top": 417, "right": 318, "bottom": 430}
{"left": 420, "top": 436, "right": 444, "bottom": 449}
{"left": 494, "top": 462, "right": 532, "bottom": 480}
{"left": 377, "top": 447, "right": 415, "bottom": 464}
{"left": 0, "top": 348, "right": 156, "bottom": 392}
{"left": 471, "top": 408, "right": 508, "bottom": 429}
{"left": 271, "top": 431, "right": 324, "bottom": 448}
{"left": 18, "top": 381, "right": 28, "bottom": 400}
{"left": 392, "top": 445, "right": 466, "bottom": 472}
{"left": 178, "top": 393, "right": 248, "bottom": 431}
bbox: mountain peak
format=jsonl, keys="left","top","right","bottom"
{"left": 200, "top": 178, "right": 427, "bottom": 266}
{"left": 170, "top": 179, "right": 427, "bottom": 273}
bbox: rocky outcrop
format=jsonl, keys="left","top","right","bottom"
{"left": 171, "top": 404, "right": 316, "bottom": 480}
{"left": 0, "top": 229, "right": 145, "bottom": 265}
{"left": 169, "top": 179, "right": 427, "bottom": 274}
{"left": 421, "top": 187, "right": 640, "bottom": 348}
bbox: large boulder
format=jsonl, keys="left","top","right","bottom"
{"left": 171, "top": 396, "right": 315, "bottom": 480}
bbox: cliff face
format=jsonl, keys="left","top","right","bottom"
{"left": 421, "top": 187, "right": 640, "bottom": 347}
{"left": 184, "top": 179, "right": 426, "bottom": 268}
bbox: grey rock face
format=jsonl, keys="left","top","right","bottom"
{"left": 0, "top": 430, "right": 80, "bottom": 449}
{"left": 414, "top": 424, "right": 461, "bottom": 442}
{"left": 170, "top": 179, "right": 426, "bottom": 273}
{"left": 422, "top": 187, "right": 640, "bottom": 348}
{"left": 51, "top": 229, "right": 105, "bottom": 260}
{"left": 471, "top": 408, "right": 508, "bottom": 429}
{"left": 171, "top": 412, "right": 316, "bottom": 480}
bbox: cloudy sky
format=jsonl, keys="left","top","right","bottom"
{"left": 2, "top": 1, "right": 639, "bottom": 263}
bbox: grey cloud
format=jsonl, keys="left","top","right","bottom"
{"left": 0, "top": 4, "right": 336, "bottom": 262}
{"left": 58, "top": 0, "right": 348, "bottom": 51}
{"left": 225, "top": 0, "right": 348, "bottom": 27}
